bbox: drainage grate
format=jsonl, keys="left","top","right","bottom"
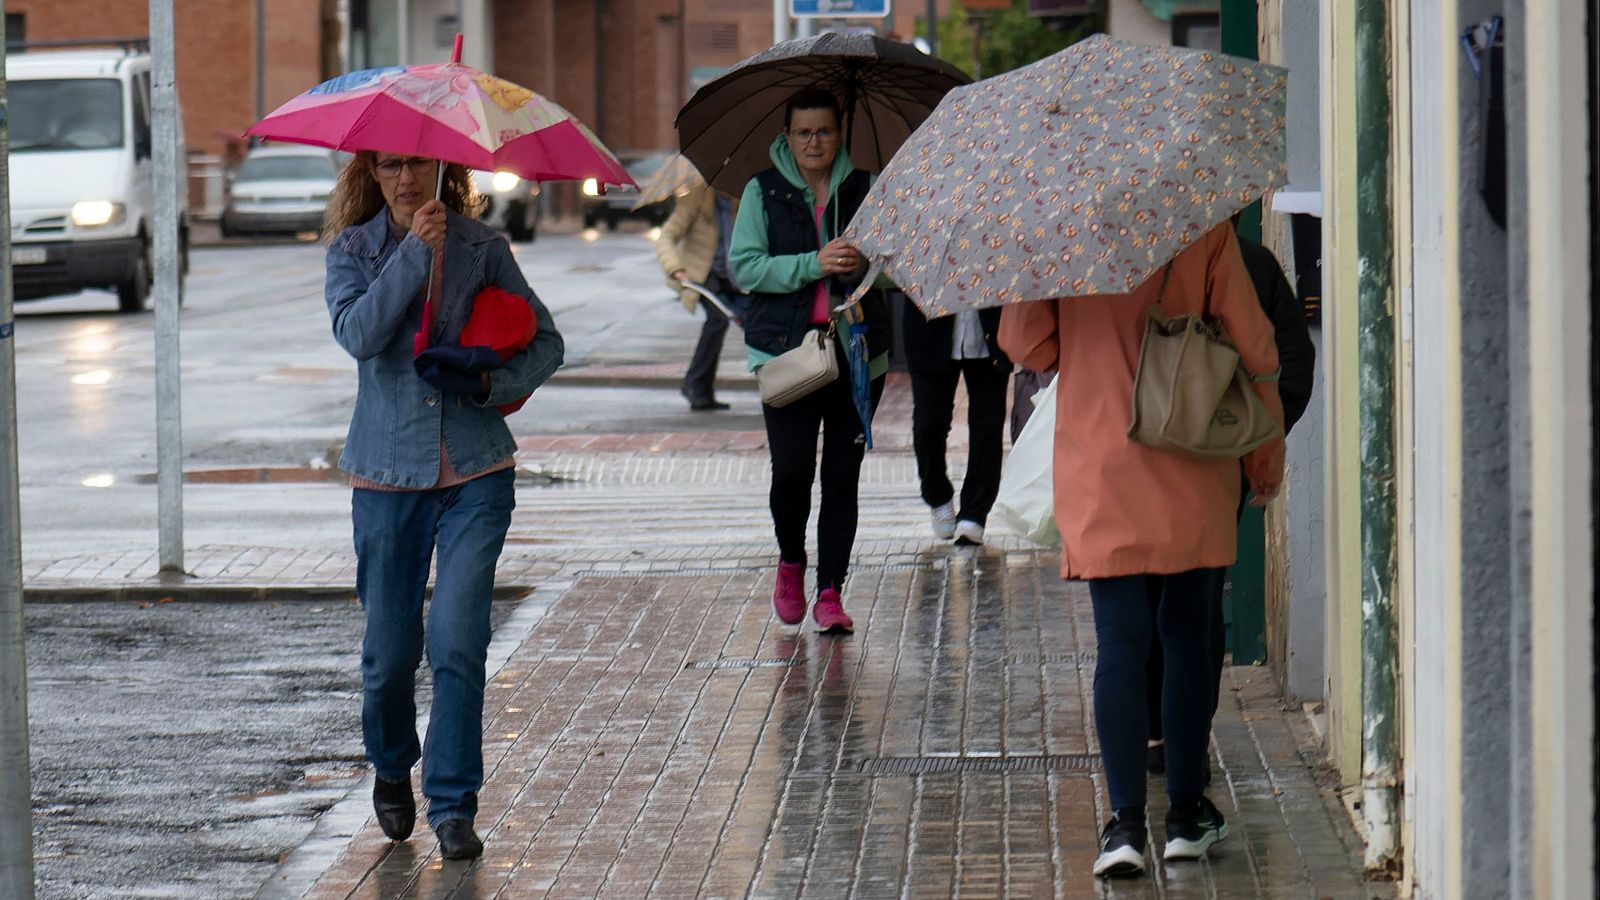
{"left": 853, "top": 754, "right": 1100, "bottom": 776}
{"left": 1006, "top": 651, "right": 1098, "bottom": 666}
{"left": 684, "top": 657, "right": 801, "bottom": 671}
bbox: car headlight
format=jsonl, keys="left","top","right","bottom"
{"left": 70, "top": 200, "right": 123, "bottom": 227}
{"left": 491, "top": 171, "right": 521, "bottom": 193}
{"left": 581, "top": 178, "right": 600, "bottom": 197}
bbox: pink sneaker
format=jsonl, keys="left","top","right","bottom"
{"left": 813, "top": 587, "right": 854, "bottom": 634}
{"left": 773, "top": 561, "right": 806, "bottom": 624}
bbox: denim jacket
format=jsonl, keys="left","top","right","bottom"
{"left": 325, "top": 208, "right": 564, "bottom": 488}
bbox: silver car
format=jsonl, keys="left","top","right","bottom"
{"left": 472, "top": 169, "right": 541, "bottom": 243}
{"left": 221, "top": 145, "right": 340, "bottom": 237}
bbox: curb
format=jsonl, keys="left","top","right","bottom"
{"left": 22, "top": 583, "right": 532, "bottom": 604}
{"left": 547, "top": 373, "right": 759, "bottom": 390}
{"left": 192, "top": 236, "right": 319, "bottom": 249}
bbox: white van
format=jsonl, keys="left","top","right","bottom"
{"left": 8, "top": 43, "right": 188, "bottom": 312}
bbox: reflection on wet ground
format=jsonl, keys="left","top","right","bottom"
{"left": 299, "top": 549, "right": 1381, "bottom": 899}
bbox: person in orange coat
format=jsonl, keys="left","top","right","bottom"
{"left": 997, "top": 221, "right": 1285, "bottom": 878}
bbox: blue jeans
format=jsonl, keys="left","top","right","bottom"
{"left": 352, "top": 468, "right": 515, "bottom": 826}
{"left": 1088, "top": 568, "right": 1221, "bottom": 813}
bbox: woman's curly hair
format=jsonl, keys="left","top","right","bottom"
{"left": 322, "top": 150, "right": 480, "bottom": 243}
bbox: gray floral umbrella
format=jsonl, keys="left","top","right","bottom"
{"left": 842, "top": 34, "right": 1288, "bottom": 316}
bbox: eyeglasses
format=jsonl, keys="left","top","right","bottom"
{"left": 373, "top": 157, "right": 438, "bottom": 178}
{"left": 788, "top": 128, "right": 838, "bottom": 145}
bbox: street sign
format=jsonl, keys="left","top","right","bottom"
{"left": 790, "top": 0, "right": 890, "bottom": 18}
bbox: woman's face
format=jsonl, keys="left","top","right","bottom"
{"left": 785, "top": 107, "right": 841, "bottom": 180}
{"left": 371, "top": 152, "right": 439, "bottom": 223}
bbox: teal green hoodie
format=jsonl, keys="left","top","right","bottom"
{"left": 728, "top": 135, "right": 886, "bottom": 376}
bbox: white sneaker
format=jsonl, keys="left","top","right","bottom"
{"left": 954, "top": 519, "right": 985, "bottom": 546}
{"left": 929, "top": 502, "right": 957, "bottom": 539}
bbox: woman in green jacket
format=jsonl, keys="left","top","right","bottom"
{"left": 729, "top": 87, "right": 891, "bottom": 635}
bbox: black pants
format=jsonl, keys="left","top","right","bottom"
{"left": 1147, "top": 487, "right": 1249, "bottom": 740}
{"left": 761, "top": 367, "right": 885, "bottom": 591}
{"left": 909, "top": 359, "right": 1009, "bottom": 524}
{"left": 1090, "top": 569, "right": 1222, "bottom": 812}
{"left": 683, "top": 275, "right": 743, "bottom": 403}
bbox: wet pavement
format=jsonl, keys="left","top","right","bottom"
{"left": 273, "top": 552, "right": 1383, "bottom": 900}
{"left": 15, "top": 232, "right": 1384, "bottom": 898}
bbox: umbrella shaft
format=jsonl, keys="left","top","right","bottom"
{"left": 426, "top": 162, "right": 445, "bottom": 308}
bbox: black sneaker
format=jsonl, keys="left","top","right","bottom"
{"left": 1164, "top": 796, "right": 1228, "bottom": 860}
{"left": 1092, "top": 812, "right": 1148, "bottom": 878}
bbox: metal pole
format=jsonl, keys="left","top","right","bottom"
{"left": 1354, "top": 0, "right": 1399, "bottom": 874}
{"left": 773, "top": 0, "right": 787, "bottom": 45}
{"left": 925, "top": 0, "right": 938, "bottom": 53}
{"left": 150, "top": 0, "right": 184, "bottom": 573}
{"left": 0, "top": 8, "right": 37, "bottom": 898}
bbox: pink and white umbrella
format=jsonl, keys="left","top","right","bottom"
{"left": 246, "top": 35, "right": 632, "bottom": 188}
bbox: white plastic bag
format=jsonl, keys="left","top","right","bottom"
{"left": 992, "top": 374, "right": 1060, "bottom": 546}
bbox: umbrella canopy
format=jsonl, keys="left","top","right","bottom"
{"left": 247, "top": 59, "right": 632, "bottom": 188}
{"left": 676, "top": 33, "right": 971, "bottom": 195}
{"left": 631, "top": 153, "right": 705, "bottom": 210}
{"left": 843, "top": 34, "right": 1287, "bottom": 316}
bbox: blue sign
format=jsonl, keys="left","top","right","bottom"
{"left": 790, "top": 0, "right": 891, "bottom": 17}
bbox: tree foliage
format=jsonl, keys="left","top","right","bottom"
{"left": 935, "top": 1, "right": 1098, "bottom": 79}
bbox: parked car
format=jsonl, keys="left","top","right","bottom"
{"left": 581, "top": 151, "right": 674, "bottom": 230}
{"left": 7, "top": 43, "right": 190, "bottom": 312}
{"left": 472, "top": 169, "right": 540, "bottom": 243}
{"left": 221, "top": 145, "right": 341, "bottom": 238}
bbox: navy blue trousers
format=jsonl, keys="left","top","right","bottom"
{"left": 1089, "top": 568, "right": 1222, "bottom": 813}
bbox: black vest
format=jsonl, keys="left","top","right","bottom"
{"left": 742, "top": 167, "right": 892, "bottom": 361}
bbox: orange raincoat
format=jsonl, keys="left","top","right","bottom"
{"left": 998, "top": 223, "right": 1285, "bottom": 580}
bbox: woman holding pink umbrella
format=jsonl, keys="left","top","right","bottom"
{"left": 321, "top": 149, "right": 562, "bottom": 860}
{"left": 251, "top": 38, "right": 630, "bottom": 859}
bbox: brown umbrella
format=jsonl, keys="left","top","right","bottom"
{"left": 676, "top": 33, "right": 971, "bottom": 195}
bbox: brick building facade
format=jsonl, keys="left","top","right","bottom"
{"left": 5, "top": 0, "right": 335, "bottom": 157}
{"left": 485, "top": 1, "right": 783, "bottom": 158}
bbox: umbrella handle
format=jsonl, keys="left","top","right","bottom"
{"left": 680, "top": 280, "right": 739, "bottom": 322}
{"left": 834, "top": 260, "right": 882, "bottom": 315}
{"left": 425, "top": 162, "right": 447, "bottom": 307}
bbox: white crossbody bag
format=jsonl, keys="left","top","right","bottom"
{"left": 756, "top": 321, "right": 838, "bottom": 407}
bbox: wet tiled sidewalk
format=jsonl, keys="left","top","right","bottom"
{"left": 290, "top": 550, "right": 1383, "bottom": 899}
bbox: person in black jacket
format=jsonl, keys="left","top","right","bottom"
{"left": 1145, "top": 230, "right": 1316, "bottom": 776}
{"left": 728, "top": 88, "right": 891, "bottom": 636}
{"left": 901, "top": 301, "right": 1012, "bottom": 545}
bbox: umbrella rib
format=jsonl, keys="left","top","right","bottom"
{"left": 859, "top": 93, "right": 886, "bottom": 172}
{"left": 862, "top": 92, "right": 918, "bottom": 136}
